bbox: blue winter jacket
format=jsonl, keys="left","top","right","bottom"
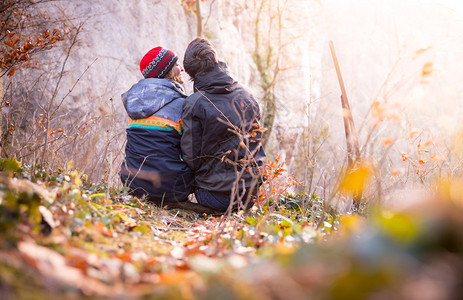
{"left": 120, "top": 78, "right": 193, "bottom": 202}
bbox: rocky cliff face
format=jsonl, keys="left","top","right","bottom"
{"left": 51, "top": 0, "right": 266, "bottom": 110}
{"left": 39, "top": 1, "right": 199, "bottom": 180}
{"left": 7, "top": 0, "right": 461, "bottom": 187}
{"left": 27, "top": 0, "right": 285, "bottom": 181}
{"left": 47, "top": 0, "right": 318, "bottom": 124}
{"left": 52, "top": 0, "right": 195, "bottom": 112}
{"left": 30, "top": 0, "right": 318, "bottom": 181}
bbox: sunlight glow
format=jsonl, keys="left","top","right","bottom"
{"left": 431, "top": 0, "right": 463, "bottom": 18}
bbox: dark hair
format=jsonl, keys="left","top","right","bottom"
{"left": 183, "top": 37, "right": 218, "bottom": 80}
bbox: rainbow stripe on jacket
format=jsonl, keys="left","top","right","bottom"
{"left": 127, "top": 116, "right": 183, "bottom": 134}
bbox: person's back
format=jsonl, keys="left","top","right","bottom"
{"left": 121, "top": 47, "right": 193, "bottom": 202}
{"left": 181, "top": 38, "right": 266, "bottom": 212}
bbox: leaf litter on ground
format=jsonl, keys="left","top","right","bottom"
{"left": 1, "top": 160, "right": 463, "bottom": 299}
{"left": 0, "top": 163, "right": 337, "bottom": 298}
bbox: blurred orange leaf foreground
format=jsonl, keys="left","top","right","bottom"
{"left": 339, "top": 163, "right": 373, "bottom": 195}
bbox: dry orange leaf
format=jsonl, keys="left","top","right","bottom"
{"left": 381, "top": 137, "right": 395, "bottom": 146}
{"left": 431, "top": 154, "right": 446, "bottom": 162}
{"left": 402, "top": 153, "right": 408, "bottom": 161}
{"left": 421, "top": 62, "right": 433, "bottom": 77}
{"left": 409, "top": 129, "right": 420, "bottom": 139}
{"left": 95, "top": 222, "right": 114, "bottom": 237}
{"left": 415, "top": 47, "right": 431, "bottom": 55}
{"left": 391, "top": 169, "right": 400, "bottom": 177}
{"left": 116, "top": 252, "right": 132, "bottom": 262}
{"left": 3, "top": 40, "right": 14, "bottom": 48}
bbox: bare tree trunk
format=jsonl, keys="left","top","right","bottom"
{"left": 305, "top": 101, "right": 314, "bottom": 194}
{"left": 262, "top": 92, "right": 275, "bottom": 147}
{"left": 196, "top": 0, "right": 203, "bottom": 36}
{"left": 253, "top": 0, "right": 281, "bottom": 148}
{"left": 0, "top": 76, "right": 3, "bottom": 124}
{"left": 0, "top": 76, "right": 3, "bottom": 157}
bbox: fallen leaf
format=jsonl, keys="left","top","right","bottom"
{"left": 95, "top": 222, "right": 114, "bottom": 237}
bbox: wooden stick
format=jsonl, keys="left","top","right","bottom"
{"left": 329, "top": 41, "right": 363, "bottom": 207}
{"left": 329, "top": 40, "right": 360, "bottom": 165}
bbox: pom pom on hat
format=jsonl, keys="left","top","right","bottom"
{"left": 140, "top": 47, "right": 178, "bottom": 79}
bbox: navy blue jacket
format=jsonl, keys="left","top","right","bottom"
{"left": 120, "top": 78, "right": 193, "bottom": 202}
{"left": 181, "top": 62, "right": 266, "bottom": 193}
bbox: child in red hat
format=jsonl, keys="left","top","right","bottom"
{"left": 120, "top": 46, "right": 193, "bottom": 204}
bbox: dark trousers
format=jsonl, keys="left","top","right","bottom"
{"left": 195, "top": 187, "right": 257, "bottom": 212}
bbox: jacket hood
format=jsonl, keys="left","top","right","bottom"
{"left": 193, "top": 62, "right": 237, "bottom": 94}
{"left": 122, "top": 78, "right": 186, "bottom": 119}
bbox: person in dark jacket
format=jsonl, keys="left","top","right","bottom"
{"left": 121, "top": 46, "right": 194, "bottom": 203}
{"left": 181, "top": 38, "right": 266, "bottom": 212}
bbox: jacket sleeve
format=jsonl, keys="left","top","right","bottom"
{"left": 181, "top": 94, "right": 202, "bottom": 171}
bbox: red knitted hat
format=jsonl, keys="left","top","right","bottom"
{"left": 139, "top": 47, "right": 178, "bottom": 79}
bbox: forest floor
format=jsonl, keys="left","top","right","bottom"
{"left": 0, "top": 159, "right": 462, "bottom": 299}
